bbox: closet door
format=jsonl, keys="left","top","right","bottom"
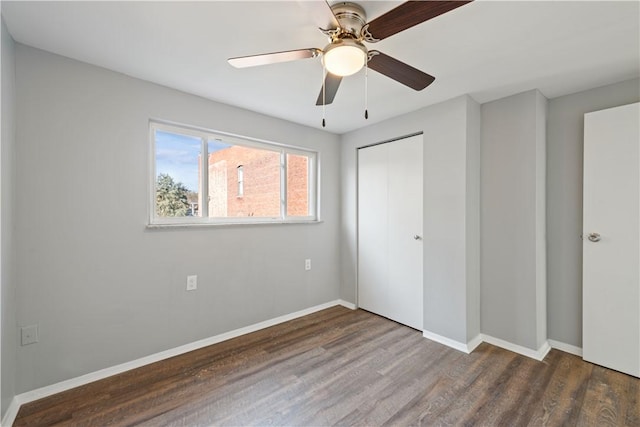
{"left": 358, "top": 134, "right": 423, "bottom": 330}
{"left": 583, "top": 102, "right": 639, "bottom": 378}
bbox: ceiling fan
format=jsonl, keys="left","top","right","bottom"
{"left": 228, "top": 1, "right": 472, "bottom": 113}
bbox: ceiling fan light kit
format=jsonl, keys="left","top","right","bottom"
{"left": 228, "top": 1, "right": 473, "bottom": 122}
{"left": 322, "top": 39, "right": 367, "bottom": 77}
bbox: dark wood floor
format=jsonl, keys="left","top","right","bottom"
{"left": 14, "top": 306, "right": 640, "bottom": 426}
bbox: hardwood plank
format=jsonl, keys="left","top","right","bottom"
{"left": 527, "top": 351, "right": 593, "bottom": 426}
{"left": 382, "top": 343, "right": 516, "bottom": 426}
{"left": 13, "top": 306, "right": 640, "bottom": 427}
{"left": 578, "top": 364, "right": 639, "bottom": 426}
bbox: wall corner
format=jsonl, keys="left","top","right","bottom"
{"left": 465, "top": 96, "right": 482, "bottom": 341}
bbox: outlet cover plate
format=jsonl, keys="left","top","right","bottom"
{"left": 186, "top": 275, "right": 197, "bottom": 291}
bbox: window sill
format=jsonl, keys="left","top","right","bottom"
{"left": 146, "top": 219, "right": 323, "bottom": 229}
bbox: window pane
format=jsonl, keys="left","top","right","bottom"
{"left": 155, "top": 130, "right": 201, "bottom": 217}
{"left": 150, "top": 121, "right": 318, "bottom": 225}
{"left": 207, "top": 141, "right": 281, "bottom": 218}
{"left": 287, "top": 153, "right": 309, "bottom": 216}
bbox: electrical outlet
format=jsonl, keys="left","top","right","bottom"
{"left": 21, "top": 324, "right": 39, "bottom": 346}
{"left": 186, "top": 275, "right": 197, "bottom": 291}
{"left": 305, "top": 259, "right": 311, "bottom": 271}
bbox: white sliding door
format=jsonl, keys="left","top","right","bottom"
{"left": 583, "top": 102, "right": 640, "bottom": 378}
{"left": 358, "top": 134, "right": 423, "bottom": 330}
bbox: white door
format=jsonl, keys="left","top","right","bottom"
{"left": 358, "top": 134, "right": 423, "bottom": 330}
{"left": 583, "top": 102, "right": 640, "bottom": 378}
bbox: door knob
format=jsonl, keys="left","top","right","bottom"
{"left": 587, "top": 232, "right": 601, "bottom": 242}
{"left": 414, "top": 235, "right": 422, "bottom": 240}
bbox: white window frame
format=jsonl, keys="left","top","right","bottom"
{"left": 149, "top": 120, "right": 319, "bottom": 227}
{"left": 237, "top": 165, "right": 244, "bottom": 197}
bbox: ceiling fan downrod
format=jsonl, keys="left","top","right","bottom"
{"left": 322, "top": 63, "right": 327, "bottom": 128}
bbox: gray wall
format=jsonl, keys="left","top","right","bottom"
{"left": 340, "top": 95, "right": 481, "bottom": 345}
{"left": 1, "top": 18, "right": 17, "bottom": 417}
{"left": 546, "top": 78, "right": 640, "bottom": 347}
{"left": 13, "top": 45, "right": 341, "bottom": 393}
{"left": 481, "top": 90, "right": 548, "bottom": 351}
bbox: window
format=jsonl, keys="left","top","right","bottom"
{"left": 150, "top": 121, "right": 318, "bottom": 225}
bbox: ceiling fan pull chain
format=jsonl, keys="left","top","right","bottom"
{"left": 322, "top": 63, "right": 326, "bottom": 128}
{"left": 364, "top": 62, "right": 369, "bottom": 120}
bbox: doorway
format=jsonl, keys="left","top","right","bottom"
{"left": 357, "top": 134, "right": 423, "bottom": 330}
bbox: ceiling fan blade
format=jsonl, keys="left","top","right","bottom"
{"left": 297, "top": 0, "right": 339, "bottom": 30}
{"left": 316, "top": 73, "right": 342, "bottom": 106}
{"left": 368, "top": 51, "right": 435, "bottom": 91}
{"left": 364, "top": 1, "right": 472, "bottom": 41}
{"left": 228, "top": 48, "right": 320, "bottom": 68}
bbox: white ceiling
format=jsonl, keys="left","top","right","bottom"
{"left": 2, "top": 1, "right": 639, "bottom": 134}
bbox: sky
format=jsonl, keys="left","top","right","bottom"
{"left": 155, "top": 130, "right": 230, "bottom": 191}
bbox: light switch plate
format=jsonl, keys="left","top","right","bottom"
{"left": 21, "top": 324, "right": 39, "bottom": 346}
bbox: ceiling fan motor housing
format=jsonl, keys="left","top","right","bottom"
{"left": 331, "top": 2, "right": 367, "bottom": 39}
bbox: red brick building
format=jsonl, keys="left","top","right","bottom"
{"left": 202, "top": 145, "right": 308, "bottom": 217}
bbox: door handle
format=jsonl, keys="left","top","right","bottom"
{"left": 414, "top": 235, "right": 422, "bottom": 240}
{"left": 586, "top": 232, "right": 601, "bottom": 242}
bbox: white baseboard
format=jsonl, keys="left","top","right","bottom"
{"left": 422, "top": 330, "right": 482, "bottom": 354}
{"left": 338, "top": 299, "right": 357, "bottom": 310}
{"left": 421, "top": 330, "right": 583, "bottom": 362}
{"left": 548, "top": 339, "right": 583, "bottom": 357}
{"left": 467, "top": 334, "right": 483, "bottom": 352}
{"left": 421, "top": 330, "right": 553, "bottom": 361}
{"left": 5, "top": 299, "right": 349, "bottom": 424}
{"left": 1, "top": 397, "right": 20, "bottom": 427}
{"left": 481, "top": 334, "right": 551, "bottom": 361}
